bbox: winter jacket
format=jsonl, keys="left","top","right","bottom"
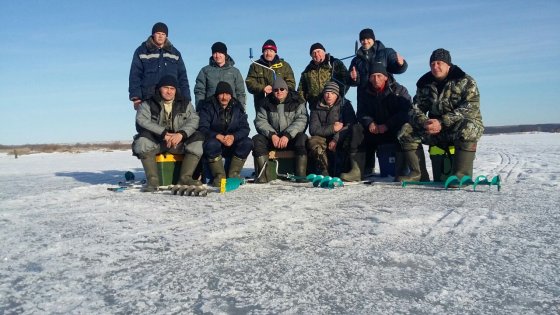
{"left": 349, "top": 40, "right": 407, "bottom": 98}
{"left": 255, "top": 90, "right": 308, "bottom": 139}
{"left": 129, "top": 36, "right": 191, "bottom": 102}
{"left": 135, "top": 92, "right": 199, "bottom": 143}
{"left": 357, "top": 77, "right": 412, "bottom": 134}
{"left": 297, "top": 54, "right": 349, "bottom": 108}
{"left": 194, "top": 56, "right": 246, "bottom": 110}
{"left": 246, "top": 55, "right": 296, "bottom": 108}
{"left": 309, "top": 96, "right": 357, "bottom": 143}
{"left": 198, "top": 96, "right": 250, "bottom": 142}
{"left": 410, "top": 65, "right": 483, "bottom": 134}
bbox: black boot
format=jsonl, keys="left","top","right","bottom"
{"left": 140, "top": 156, "right": 159, "bottom": 192}
{"left": 178, "top": 153, "right": 202, "bottom": 186}
{"left": 254, "top": 155, "right": 269, "bottom": 183}
{"left": 340, "top": 152, "right": 364, "bottom": 182}
{"left": 227, "top": 156, "right": 246, "bottom": 179}
{"left": 207, "top": 156, "right": 226, "bottom": 187}
{"left": 395, "top": 150, "right": 422, "bottom": 182}
{"left": 295, "top": 155, "right": 308, "bottom": 182}
{"left": 453, "top": 149, "right": 476, "bottom": 179}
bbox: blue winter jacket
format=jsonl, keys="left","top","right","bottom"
{"left": 198, "top": 96, "right": 250, "bottom": 142}
{"left": 129, "top": 36, "right": 191, "bottom": 102}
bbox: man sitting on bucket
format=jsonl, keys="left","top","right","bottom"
{"left": 397, "top": 48, "right": 484, "bottom": 182}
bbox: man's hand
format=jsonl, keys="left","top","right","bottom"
{"left": 277, "top": 136, "right": 289, "bottom": 149}
{"left": 328, "top": 140, "right": 337, "bottom": 151}
{"left": 368, "top": 122, "right": 378, "bottom": 134}
{"left": 263, "top": 85, "right": 272, "bottom": 95}
{"left": 165, "top": 132, "right": 183, "bottom": 148}
{"left": 377, "top": 124, "right": 388, "bottom": 134}
{"left": 396, "top": 52, "right": 405, "bottom": 66}
{"left": 131, "top": 98, "right": 142, "bottom": 110}
{"left": 223, "top": 134, "right": 235, "bottom": 147}
{"left": 333, "top": 122, "right": 344, "bottom": 132}
{"left": 350, "top": 66, "right": 358, "bottom": 82}
{"left": 424, "top": 119, "right": 442, "bottom": 135}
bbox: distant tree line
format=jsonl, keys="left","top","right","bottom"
{"left": 483, "top": 124, "right": 560, "bottom": 134}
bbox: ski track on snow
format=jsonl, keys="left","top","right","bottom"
{"left": 1, "top": 133, "right": 559, "bottom": 314}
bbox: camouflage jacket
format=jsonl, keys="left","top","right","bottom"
{"left": 297, "top": 54, "right": 348, "bottom": 108}
{"left": 245, "top": 55, "right": 296, "bottom": 107}
{"left": 410, "top": 65, "right": 483, "bottom": 131}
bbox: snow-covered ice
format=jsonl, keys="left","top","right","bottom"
{"left": 1, "top": 133, "right": 559, "bottom": 314}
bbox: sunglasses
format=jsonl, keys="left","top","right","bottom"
{"left": 273, "top": 88, "right": 286, "bottom": 92}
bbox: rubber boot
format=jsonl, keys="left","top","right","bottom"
{"left": 227, "top": 156, "right": 246, "bottom": 179}
{"left": 255, "top": 155, "right": 269, "bottom": 183}
{"left": 340, "top": 152, "right": 363, "bottom": 182}
{"left": 295, "top": 155, "right": 308, "bottom": 182}
{"left": 308, "top": 137, "right": 329, "bottom": 176}
{"left": 207, "top": 156, "right": 226, "bottom": 187}
{"left": 178, "top": 153, "right": 202, "bottom": 186}
{"left": 140, "top": 156, "right": 159, "bottom": 192}
{"left": 394, "top": 151, "right": 407, "bottom": 182}
{"left": 453, "top": 149, "right": 475, "bottom": 180}
{"left": 395, "top": 150, "right": 422, "bottom": 182}
{"left": 416, "top": 146, "right": 431, "bottom": 182}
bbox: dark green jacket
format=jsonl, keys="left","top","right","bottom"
{"left": 246, "top": 55, "right": 296, "bottom": 108}
{"left": 297, "top": 54, "right": 348, "bottom": 109}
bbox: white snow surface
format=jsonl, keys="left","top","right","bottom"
{"left": 1, "top": 133, "right": 559, "bottom": 314}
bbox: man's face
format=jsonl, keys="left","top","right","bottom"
{"left": 263, "top": 49, "right": 276, "bottom": 62}
{"left": 217, "top": 93, "right": 232, "bottom": 107}
{"left": 369, "top": 73, "right": 388, "bottom": 90}
{"left": 430, "top": 61, "right": 451, "bottom": 81}
{"left": 323, "top": 91, "right": 338, "bottom": 106}
{"left": 159, "top": 86, "right": 176, "bottom": 101}
{"left": 311, "top": 49, "right": 326, "bottom": 64}
{"left": 273, "top": 87, "right": 288, "bottom": 102}
{"left": 360, "top": 38, "right": 374, "bottom": 50}
{"left": 152, "top": 32, "right": 167, "bottom": 47}
{"left": 213, "top": 52, "right": 226, "bottom": 66}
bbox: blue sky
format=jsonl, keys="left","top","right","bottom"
{"left": 1, "top": 0, "right": 559, "bottom": 145}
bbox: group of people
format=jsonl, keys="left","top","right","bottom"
{"left": 129, "top": 22, "right": 484, "bottom": 191}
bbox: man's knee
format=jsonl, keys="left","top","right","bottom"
{"left": 132, "top": 136, "right": 160, "bottom": 158}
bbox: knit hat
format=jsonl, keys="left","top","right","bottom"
{"left": 309, "top": 42, "right": 326, "bottom": 55}
{"left": 262, "top": 39, "right": 277, "bottom": 53}
{"left": 157, "top": 75, "right": 178, "bottom": 88}
{"left": 359, "top": 28, "right": 375, "bottom": 41}
{"left": 369, "top": 62, "right": 388, "bottom": 77}
{"left": 430, "top": 48, "right": 452, "bottom": 65}
{"left": 272, "top": 77, "right": 289, "bottom": 91}
{"left": 214, "top": 81, "right": 233, "bottom": 96}
{"left": 152, "top": 22, "right": 168, "bottom": 36}
{"left": 322, "top": 81, "right": 340, "bottom": 97}
{"left": 211, "top": 42, "right": 228, "bottom": 55}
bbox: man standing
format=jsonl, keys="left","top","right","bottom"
{"left": 129, "top": 22, "right": 191, "bottom": 110}
{"left": 397, "top": 48, "right": 484, "bottom": 181}
{"left": 246, "top": 39, "right": 296, "bottom": 112}
{"left": 133, "top": 75, "right": 204, "bottom": 191}
{"left": 194, "top": 42, "right": 246, "bottom": 111}
{"left": 253, "top": 78, "right": 309, "bottom": 183}
{"left": 198, "top": 82, "right": 253, "bottom": 186}
{"left": 298, "top": 43, "right": 349, "bottom": 110}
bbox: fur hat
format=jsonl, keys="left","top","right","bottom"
{"left": 430, "top": 48, "right": 452, "bottom": 65}
{"left": 309, "top": 42, "right": 326, "bottom": 55}
{"left": 157, "top": 75, "right": 178, "bottom": 88}
{"left": 262, "top": 39, "right": 277, "bottom": 53}
{"left": 359, "top": 28, "right": 375, "bottom": 41}
{"left": 369, "top": 62, "right": 388, "bottom": 77}
{"left": 272, "top": 78, "right": 289, "bottom": 91}
{"left": 322, "top": 81, "right": 340, "bottom": 96}
{"left": 211, "top": 42, "right": 228, "bottom": 55}
{"left": 214, "top": 81, "right": 233, "bottom": 96}
{"left": 151, "top": 22, "right": 168, "bottom": 36}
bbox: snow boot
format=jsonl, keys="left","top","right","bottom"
{"left": 416, "top": 146, "right": 431, "bottom": 181}
{"left": 227, "top": 156, "right": 246, "bottom": 179}
{"left": 453, "top": 149, "right": 476, "bottom": 180}
{"left": 178, "top": 153, "right": 202, "bottom": 186}
{"left": 255, "top": 155, "right": 269, "bottom": 183}
{"left": 308, "top": 137, "right": 329, "bottom": 176}
{"left": 395, "top": 150, "right": 422, "bottom": 182}
{"left": 295, "top": 155, "right": 308, "bottom": 182}
{"left": 140, "top": 156, "right": 159, "bottom": 192}
{"left": 207, "top": 156, "right": 226, "bottom": 187}
{"left": 340, "top": 152, "right": 364, "bottom": 182}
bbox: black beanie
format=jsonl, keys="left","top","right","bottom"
{"left": 359, "top": 28, "right": 375, "bottom": 41}
{"left": 369, "top": 62, "right": 388, "bottom": 77}
{"left": 430, "top": 48, "right": 452, "bottom": 65}
{"left": 211, "top": 42, "right": 228, "bottom": 55}
{"left": 214, "top": 81, "right": 233, "bottom": 96}
{"left": 262, "top": 39, "right": 277, "bottom": 53}
{"left": 309, "top": 42, "right": 326, "bottom": 55}
{"left": 157, "top": 75, "right": 178, "bottom": 88}
{"left": 152, "top": 22, "right": 168, "bottom": 36}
